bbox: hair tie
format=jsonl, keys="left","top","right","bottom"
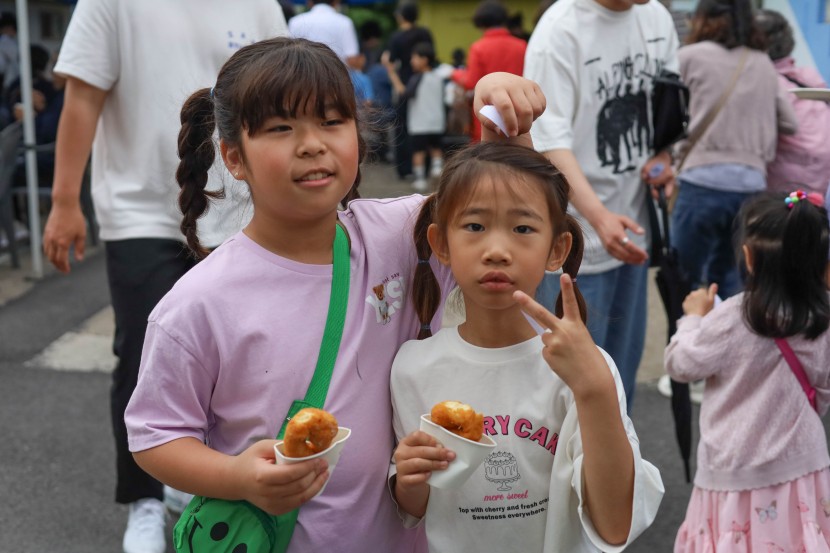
{"left": 806, "top": 192, "right": 824, "bottom": 207}
{"left": 417, "top": 259, "right": 430, "bottom": 265}
{"left": 785, "top": 189, "right": 808, "bottom": 209}
{"left": 420, "top": 324, "right": 431, "bottom": 331}
{"left": 572, "top": 278, "right": 578, "bottom": 284}
{"left": 209, "top": 87, "right": 215, "bottom": 99}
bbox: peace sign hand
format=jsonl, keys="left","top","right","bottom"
{"left": 513, "top": 274, "right": 613, "bottom": 399}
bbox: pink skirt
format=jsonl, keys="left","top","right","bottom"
{"left": 675, "top": 468, "right": 830, "bottom": 553}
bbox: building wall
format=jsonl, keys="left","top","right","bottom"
{"left": 415, "top": 0, "right": 540, "bottom": 64}
{"left": 785, "top": 0, "right": 830, "bottom": 82}
{"left": 0, "top": 1, "right": 73, "bottom": 56}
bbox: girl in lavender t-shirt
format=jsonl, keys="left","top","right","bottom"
{"left": 123, "top": 37, "right": 545, "bottom": 553}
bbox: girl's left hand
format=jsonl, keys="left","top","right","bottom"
{"left": 473, "top": 72, "right": 546, "bottom": 146}
{"left": 514, "top": 274, "right": 612, "bottom": 398}
{"left": 682, "top": 283, "right": 718, "bottom": 317}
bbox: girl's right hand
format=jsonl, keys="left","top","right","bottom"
{"left": 472, "top": 72, "right": 546, "bottom": 145}
{"left": 394, "top": 431, "right": 455, "bottom": 488}
{"left": 233, "top": 439, "right": 330, "bottom": 515}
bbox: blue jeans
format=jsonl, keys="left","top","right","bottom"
{"left": 671, "top": 181, "right": 754, "bottom": 299}
{"left": 535, "top": 263, "right": 648, "bottom": 413}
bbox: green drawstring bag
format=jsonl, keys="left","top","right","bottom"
{"left": 173, "top": 225, "right": 350, "bottom": 553}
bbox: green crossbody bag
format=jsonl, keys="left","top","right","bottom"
{"left": 173, "top": 223, "right": 350, "bottom": 553}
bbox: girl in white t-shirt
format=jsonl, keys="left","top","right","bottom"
{"left": 390, "top": 141, "right": 664, "bottom": 552}
{"left": 124, "top": 37, "right": 546, "bottom": 553}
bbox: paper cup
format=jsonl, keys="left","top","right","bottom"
{"left": 419, "top": 414, "right": 496, "bottom": 489}
{"left": 274, "top": 427, "right": 351, "bottom": 497}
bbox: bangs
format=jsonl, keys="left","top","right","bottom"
{"left": 235, "top": 41, "right": 357, "bottom": 134}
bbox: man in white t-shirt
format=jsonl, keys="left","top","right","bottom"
{"left": 42, "top": 1, "right": 287, "bottom": 552}
{"left": 525, "top": 0, "right": 678, "bottom": 410}
{"left": 288, "top": 0, "right": 360, "bottom": 65}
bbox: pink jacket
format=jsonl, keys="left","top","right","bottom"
{"left": 767, "top": 58, "right": 830, "bottom": 197}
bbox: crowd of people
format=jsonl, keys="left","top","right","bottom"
{"left": 2, "top": 0, "right": 828, "bottom": 552}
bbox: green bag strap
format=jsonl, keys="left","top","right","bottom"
{"left": 276, "top": 222, "right": 351, "bottom": 438}
{"left": 272, "top": 222, "right": 350, "bottom": 553}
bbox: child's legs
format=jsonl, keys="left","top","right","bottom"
{"left": 410, "top": 134, "right": 429, "bottom": 177}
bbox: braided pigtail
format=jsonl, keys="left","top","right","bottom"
{"left": 177, "top": 88, "right": 223, "bottom": 259}
{"left": 412, "top": 195, "right": 441, "bottom": 339}
{"left": 555, "top": 215, "right": 588, "bottom": 324}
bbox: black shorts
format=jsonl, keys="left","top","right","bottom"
{"left": 410, "top": 133, "right": 443, "bottom": 153}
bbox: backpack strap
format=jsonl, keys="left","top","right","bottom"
{"left": 775, "top": 338, "right": 817, "bottom": 412}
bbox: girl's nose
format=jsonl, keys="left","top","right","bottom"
{"left": 297, "top": 128, "right": 327, "bottom": 157}
{"left": 483, "top": 235, "right": 512, "bottom": 264}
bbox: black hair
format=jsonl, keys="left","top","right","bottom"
{"left": 176, "top": 37, "right": 365, "bottom": 258}
{"left": 30, "top": 45, "right": 50, "bottom": 74}
{"left": 412, "top": 42, "right": 436, "bottom": 67}
{"left": 473, "top": 1, "right": 509, "bottom": 29}
{"left": 755, "top": 9, "right": 795, "bottom": 61}
{"left": 687, "top": 0, "right": 767, "bottom": 50}
{"left": 396, "top": 3, "right": 419, "bottom": 23}
{"left": 0, "top": 12, "right": 16, "bottom": 31}
{"left": 412, "top": 141, "right": 587, "bottom": 339}
{"left": 738, "top": 192, "right": 830, "bottom": 340}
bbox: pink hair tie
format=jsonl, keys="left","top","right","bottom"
{"left": 806, "top": 192, "right": 824, "bottom": 207}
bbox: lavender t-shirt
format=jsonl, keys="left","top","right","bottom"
{"left": 126, "top": 194, "right": 448, "bottom": 553}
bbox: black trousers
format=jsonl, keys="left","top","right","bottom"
{"left": 105, "top": 238, "right": 197, "bottom": 504}
{"left": 393, "top": 101, "right": 412, "bottom": 178}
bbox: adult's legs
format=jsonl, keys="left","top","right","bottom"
{"left": 672, "top": 181, "right": 749, "bottom": 298}
{"left": 106, "top": 238, "right": 196, "bottom": 504}
{"left": 393, "top": 101, "right": 412, "bottom": 179}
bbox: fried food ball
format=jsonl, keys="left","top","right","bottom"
{"left": 430, "top": 400, "right": 484, "bottom": 442}
{"left": 283, "top": 408, "right": 339, "bottom": 458}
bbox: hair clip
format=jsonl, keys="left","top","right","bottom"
{"left": 417, "top": 259, "right": 430, "bottom": 265}
{"left": 785, "top": 190, "right": 807, "bottom": 209}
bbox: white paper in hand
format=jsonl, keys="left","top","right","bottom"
{"left": 479, "top": 105, "right": 509, "bottom": 137}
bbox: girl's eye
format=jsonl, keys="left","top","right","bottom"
{"left": 464, "top": 223, "right": 484, "bottom": 232}
{"left": 323, "top": 118, "right": 344, "bottom": 127}
{"left": 515, "top": 225, "right": 535, "bottom": 234}
{"left": 267, "top": 124, "right": 291, "bottom": 133}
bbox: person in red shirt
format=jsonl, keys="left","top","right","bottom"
{"left": 452, "top": 0, "right": 528, "bottom": 141}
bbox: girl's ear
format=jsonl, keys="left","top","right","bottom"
{"left": 427, "top": 223, "right": 450, "bottom": 266}
{"left": 742, "top": 244, "right": 754, "bottom": 274}
{"left": 546, "top": 232, "right": 572, "bottom": 272}
{"left": 220, "top": 139, "right": 246, "bottom": 181}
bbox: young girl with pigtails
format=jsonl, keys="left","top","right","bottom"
{"left": 389, "top": 141, "right": 664, "bottom": 552}
{"left": 667, "top": 191, "right": 830, "bottom": 552}
{"left": 123, "top": 36, "right": 546, "bottom": 553}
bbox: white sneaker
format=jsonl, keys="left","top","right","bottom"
{"left": 657, "top": 374, "right": 704, "bottom": 405}
{"left": 412, "top": 178, "right": 429, "bottom": 192}
{"left": 123, "top": 498, "right": 166, "bottom": 553}
{"left": 163, "top": 484, "right": 194, "bottom": 515}
{"left": 429, "top": 164, "right": 443, "bottom": 178}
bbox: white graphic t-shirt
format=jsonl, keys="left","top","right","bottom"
{"left": 390, "top": 327, "right": 664, "bottom": 552}
{"left": 525, "top": 0, "right": 679, "bottom": 273}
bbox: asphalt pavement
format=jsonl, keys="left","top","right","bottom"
{"left": 0, "top": 160, "right": 738, "bottom": 552}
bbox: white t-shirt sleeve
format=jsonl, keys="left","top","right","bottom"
{"left": 54, "top": 0, "right": 120, "bottom": 91}
{"left": 525, "top": 30, "right": 579, "bottom": 153}
{"left": 545, "top": 349, "right": 664, "bottom": 552}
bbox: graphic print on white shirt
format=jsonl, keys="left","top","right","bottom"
{"left": 365, "top": 273, "right": 405, "bottom": 324}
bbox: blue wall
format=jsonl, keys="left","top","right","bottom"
{"left": 790, "top": 0, "right": 830, "bottom": 82}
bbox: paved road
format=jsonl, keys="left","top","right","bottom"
{"left": 0, "top": 160, "right": 765, "bottom": 552}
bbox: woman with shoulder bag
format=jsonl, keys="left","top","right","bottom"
{"left": 670, "top": 0, "right": 797, "bottom": 298}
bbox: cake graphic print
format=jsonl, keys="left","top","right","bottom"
{"left": 484, "top": 451, "right": 521, "bottom": 491}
